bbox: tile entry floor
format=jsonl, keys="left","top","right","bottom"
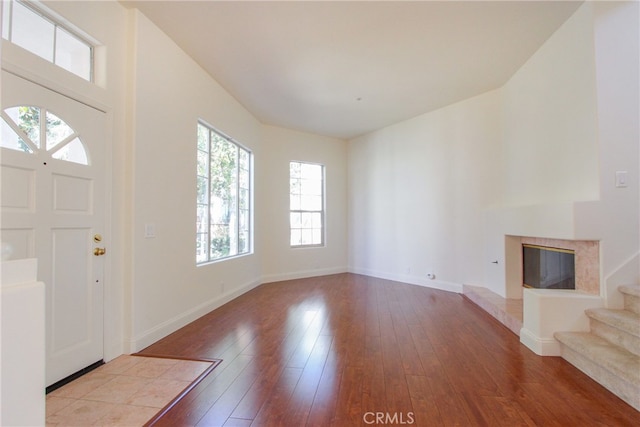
{"left": 46, "top": 355, "right": 215, "bottom": 426}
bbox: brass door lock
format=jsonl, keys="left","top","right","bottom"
{"left": 93, "top": 247, "right": 106, "bottom": 256}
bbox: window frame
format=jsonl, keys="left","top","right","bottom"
{"left": 289, "top": 160, "right": 325, "bottom": 248}
{"left": 2, "top": 0, "right": 95, "bottom": 82}
{"left": 197, "top": 121, "right": 252, "bottom": 265}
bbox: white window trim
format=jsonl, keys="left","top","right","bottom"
{"left": 197, "top": 121, "right": 253, "bottom": 265}
{"left": 3, "top": 0, "right": 96, "bottom": 82}
{"left": 290, "top": 160, "right": 325, "bottom": 248}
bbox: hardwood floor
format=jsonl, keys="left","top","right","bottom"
{"left": 138, "top": 274, "right": 638, "bottom": 426}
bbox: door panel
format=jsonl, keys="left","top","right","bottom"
{"left": 52, "top": 173, "right": 93, "bottom": 212}
{"left": 1, "top": 70, "right": 106, "bottom": 386}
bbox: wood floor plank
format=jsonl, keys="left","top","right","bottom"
{"left": 139, "top": 273, "right": 640, "bottom": 426}
{"left": 250, "top": 367, "right": 302, "bottom": 426}
{"left": 330, "top": 365, "right": 364, "bottom": 426}
{"left": 280, "top": 334, "right": 333, "bottom": 426}
{"left": 405, "top": 374, "right": 444, "bottom": 427}
{"left": 228, "top": 357, "right": 285, "bottom": 420}
{"left": 360, "top": 334, "right": 388, "bottom": 427}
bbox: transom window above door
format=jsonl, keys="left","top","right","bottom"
{"left": 2, "top": 0, "right": 94, "bottom": 81}
{"left": 1, "top": 105, "right": 89, "bottom": 165}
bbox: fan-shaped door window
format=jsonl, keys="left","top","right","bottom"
{"left": 1, "top": 105, "right": 89, "bottom": 165}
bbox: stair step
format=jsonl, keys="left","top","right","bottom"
{"left": 555, "top": 331, "right": 640, "bottom": 410}
{"left": 619, "top": 284, "right": 640, "bottom": 298}
{"left": 586, "top": 308, "right": 640, "bottom": 356}
{"left": 619, "top": 285, "right": 640, "bottom": 315}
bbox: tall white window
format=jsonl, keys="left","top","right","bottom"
{"left": 290, "top": 161, "right": 324, "bottom": 247}
{"left": 2, "top": 0, "right": 93, "bottom": 81}
{"left": 197, "top": 122, "right": 251, "bottom": 264}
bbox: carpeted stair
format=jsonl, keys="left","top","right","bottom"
{"left": 555, "top": 285, "right": 640, "bottom": 411}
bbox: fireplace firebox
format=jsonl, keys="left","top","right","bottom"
{"left": 522, "top": 244, "right": 575, "bottom": 290}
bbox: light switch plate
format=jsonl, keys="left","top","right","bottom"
{"left": 144, "top": 223, "right": 156, "bottom": 238}
{"left": 615, "top": 171, "right": 628, "bottom": 188}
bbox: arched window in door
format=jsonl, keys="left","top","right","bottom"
{"left": 1, "top": 105, "right": 89, "bottom": 165}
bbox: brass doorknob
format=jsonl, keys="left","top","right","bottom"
{"left": 93, "top": 247, "right": 106, "bottom": 256}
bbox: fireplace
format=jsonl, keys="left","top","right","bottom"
{"left": 513, "top": 237, "right": 600, "bottom": 296}
{"left": 522, "top": 244, "right": 575, "bottom": 290}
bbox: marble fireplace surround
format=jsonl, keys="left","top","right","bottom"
{"left": 520, "top": 237, "right": 600, "bottom": 295}
{"left": 504, "top": 235, "right": 601, "bottom": 299}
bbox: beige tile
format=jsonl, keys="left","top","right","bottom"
{"left": 46, "top": 396, "right": 76, "bottom": 416}
{"left": 95, "top": 355, "right": 144, "bottom": 375}
{"left": 122, "top": 357, "right": 178, "bottom": 378}
{"left": 49, "top": 372, "right": 117, "bottom": 399}
{"left": 83, "top": 375, "right": 152, "bottom": 404}
{"left": 160, "top": 359, "right": 212, "bottom": 381}
{"left": 94, "top": 404, "right": 160, "bottom": 427}
{"left": 126, "top": 377, "right": 191, "bottom": 408}
{"left": 45, "top": 356, "right": 215, "bottom": 426}
{"left": 46, "top": 399, "right": 116, "bottom": 426}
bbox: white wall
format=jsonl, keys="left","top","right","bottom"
{"left": 485, "top": 2, "right": 602, "bottom": 297}
{"left": 129, "top": 12, "right": 349, "bottom": 351}
{"left": 501, "top": 3, "right": 599, "bottom": 206}
{"left": 259, "top": 126, "right": 348, "bottom": 282}
{"left": 347, "top": 1, "right": 639, "bottom": 302}
{"left": 129, "top": 11, "right": 265, "bottom": 351}
{"left": 493, "top": 1, "right": 639, "bottom": 304}
{"left": 348, "top": 90, "right": 503, "bottom": 292}
{"left": 591, "top": 1, "right": 639, "bottom": 306}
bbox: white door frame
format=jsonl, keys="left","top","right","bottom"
{"left": 1, "top": 65, "right": 119, "bottom": 379}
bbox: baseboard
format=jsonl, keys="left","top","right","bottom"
{"left": 261, "top": 266, "right": 348, "bottom": 284}
{"left": 126, "top": 278, "right": 261, "bottom": 353}
{"left": 520, "top": 327, "right": 561, "bottom": 356}
{"left": 348, "top": 266, "right": 463, "bottom": 294}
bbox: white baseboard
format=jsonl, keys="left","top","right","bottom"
{"left": 261, "top": 266, "right": 348, "bottom": 284}
{"left": 520, "top": 327, "right": 561, "bottom": 356}
{"left": 126, "top": 278, "right": 261, "bottom": 353}
{"left": 348, "top": 266, "right": 463, "bottom": 294}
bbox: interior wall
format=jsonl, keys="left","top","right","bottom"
{"left": 347, "top": 1, "right": 639, "bottom": 300}
{"left": 129, "top": 11, "right": 265, "bottom": 351}
{"left": 591, "top": 0, "right": 639, "bottom": 306}
{"left": 259, "top": 126, "right": 348, "bottom": 282}
{"left": 348, "top": 91, "right": 503, "bottom": 291}
{"left": 501, "top": 2, "right": 600, "bottom": 206}
{"left": 484, "top": 1, "right": 602, "bottom": 297}
{"left": 492, "top": 1, "right": 639, "bottom": 303}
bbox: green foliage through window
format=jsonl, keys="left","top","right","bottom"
{"left": 197, "top": 122, "right": 251, "bottom": 264}
{"left": 1, "top": 105, "right": 88, "bottom": 164}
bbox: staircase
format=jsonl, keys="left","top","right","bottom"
{"left": 555, "top": 285, "right": 640, "bottom": 411}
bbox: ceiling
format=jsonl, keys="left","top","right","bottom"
{"left": 123, "top": 1, "right": 583, "bottom": 140}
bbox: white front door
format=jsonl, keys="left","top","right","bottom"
{"left": 1, "top": 70, "right": 106, "bottom": 386}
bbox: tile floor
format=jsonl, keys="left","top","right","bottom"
{"left": 46, "top": 355, "right": 214, "bottom": 426}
